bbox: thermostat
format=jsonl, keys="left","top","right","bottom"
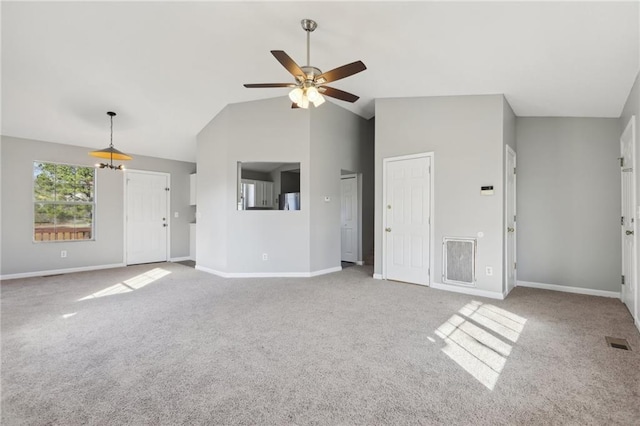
{"left": 481, "top": 186, "right": 494, "bottom": 196}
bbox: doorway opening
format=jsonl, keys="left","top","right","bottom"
{"left": 341, "top": 172, "right": 362, "bottom": 265}
{"left": 505, "top": 145, "right": 517, "bottom": 295}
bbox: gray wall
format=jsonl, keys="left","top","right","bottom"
{"left": 197, "top": 97, "right": 312, "bottom": 274}
{"left": 195, "top": 107, "right": 232, "bottom": 272}
{"left": 241, "top": 169, "right": 271, "bottom": 182}
{"left": 503, "top": 99, "right": 517, "bottom": 153}
{"left": 515, "top": 118, "right": 621, "bottom": 291}
{"left": 375, "top": 94, "right": 506, "bottom": 295}
{"left": 621, "top": 70, "right": 640, "bottom": 210}
{"left": 196, "top": 96, "right": 373, "bottom": 275}
{"left": 0, "top": 135, "right": 195, "bottom": 276}
{"left": 309, "top": 101, "right": 373, "bottom": 271}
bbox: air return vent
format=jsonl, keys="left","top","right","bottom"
{"left": 605, "top": 336, "right": 631, "bottom": 350}
{"left": 443, "top": 237, "right": 476, "bottom": 286}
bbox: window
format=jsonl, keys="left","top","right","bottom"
{"left": 33, "top": 162, "right": 95, "bottom": 242}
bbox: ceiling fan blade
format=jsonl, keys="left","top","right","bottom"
{"left": 316, "top": 61, "right": 366, "bottom": 84}
{"left": 271, "top": 50, "right": 305, "bottom": 80}
{"left": 319, "top": 86, "right": 360, "bottom": 103}
{"left": 243, "top": 83, "right": 297, "bottom": 88}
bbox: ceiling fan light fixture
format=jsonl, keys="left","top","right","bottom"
{"left": 312, "top": 94, "right": 326, "bottom": 107}
{"left": 299, "top": 95, "right": 310, "bottom": 109}
{"left": 306, "top": 86, "right": 321, "bottom": 102}
{"left": 288, "top": 87, "right": 304, "bottom": 104}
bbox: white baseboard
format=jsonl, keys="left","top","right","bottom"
{"left": 431, "top": 282, "right": 505, "bottom": 300}
{"left": 308, "top": 266, "right": 342, "bottom": 277}
{"left": 516, "top": 280, "right": 621, "bottom": 298}
{"left": 0, "top": 263, "right": 126, "bottom": 281}
{"left": 373, "top": 273, "right": 383, "bottom": 280}
{"left": 170, "top": 256, "right": 191, "bottom": 262}
{"left": 356, "top": 260, "right": 365, "bottom": 266}
{"left": 195, "top": 266, "right": 229, "bottom": 277}
{"left": 195, "top": 265, "right": 342, "bottom": 278}
{"left": 503, "top": 285, "right": 516, "bottom": 299}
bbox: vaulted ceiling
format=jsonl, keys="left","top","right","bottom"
{"left": 2, "top": 1, "right": 638, "bottom": 162}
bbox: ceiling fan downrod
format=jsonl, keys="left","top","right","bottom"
{"left": 301, "top": 19, "right": 317, "bottom": 67}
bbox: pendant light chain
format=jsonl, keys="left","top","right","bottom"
{"left": 109, "top": 113, "right": 114, "bottom": 148}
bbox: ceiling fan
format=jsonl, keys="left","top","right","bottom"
{"left": 243, "top": 19, "right": 366, "bottom": 109}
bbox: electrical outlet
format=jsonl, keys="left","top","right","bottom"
{"left": 174, "top": 212, "right": 179, "bottom": 218}
{"left": 485, "top": 266, "right": 493, "bottom": 276}
{"left": 262, "top": 253, "right": 268, "bottom": 261}
{"left": 60, "top": 250, "right": 67, "bottom": 258}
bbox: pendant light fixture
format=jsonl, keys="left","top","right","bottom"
{"left": 89, "top": 111, "right": 132, "bottom": 170}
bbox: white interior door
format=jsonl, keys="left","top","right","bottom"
{"left": 383, "top": 154, "right": 431, "bottom": 286}
{"left": 505, "top": 146, "right": 517, "bottom": 294}
{"left": 126, "top": 171, "right": 169, "bottom": 265}
{"left": 620, "top": 116, "right": 636, "bottom": 320}
{"left": 341, "top": 176, "right": 358, "bottom": 263}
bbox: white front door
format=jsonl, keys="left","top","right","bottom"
{"left": 505, "top": 146, "right": 517, "bottom": 295}
{"left": 126, "top": 171, "right": 170, "bottom": 265}
{"left": 383, "top": 154, "right": 432, "bottom": 286}
{"left": 341, "top": 176, "right": 358, "bottom": 263}
{"left": 620, "top": 116, "right": 636, "bottom": 320}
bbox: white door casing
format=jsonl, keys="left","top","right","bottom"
{"left": 341, "top": 176, "right": 358, "bottom": 263}
{"left": 505, "top": 146, "right": 517, "bottom": 295}
{"left": 126, "top": 170, "right": 170, "bottom": 265}
{"left": 620, "top": 116, "right": 637, "bottom": 321}
{"left": 383, "top": 153, "right": 432, "bottom": 286}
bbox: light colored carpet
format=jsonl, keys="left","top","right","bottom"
{"left": 2, "top": 263, "right": 639, "bottom": 425}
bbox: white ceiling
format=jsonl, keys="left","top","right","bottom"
{"left": 2, "top": 1, "right": 639, "bottom": 163}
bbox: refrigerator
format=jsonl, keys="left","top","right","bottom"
{"left": 278, "top": 192, "right": 300, "bottom": 210}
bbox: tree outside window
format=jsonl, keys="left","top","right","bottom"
{"left": 33, "top": 162, "right": 95, "bottom": 241}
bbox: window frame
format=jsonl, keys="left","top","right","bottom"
{"left": 32, "top": 160, "right": 97, "bottom": 243}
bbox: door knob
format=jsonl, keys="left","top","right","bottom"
{"left": 626, "top": 230, "right": 634, "bottom": 235}
{"left": 385, "top": 227, "right": 391, "bottom": 232}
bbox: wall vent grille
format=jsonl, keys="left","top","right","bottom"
{"left": 443, "top": 237, "right": 476, "bottom": 286}
{"left": 605, "top": 336, "right": 631, "bottom": 350}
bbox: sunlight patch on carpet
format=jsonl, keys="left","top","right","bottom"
{"left": 78, "top": 268, "right": 171, "bottom": 301}
{"left": 435, "top": 300, "right": 527, "bottom": 390}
